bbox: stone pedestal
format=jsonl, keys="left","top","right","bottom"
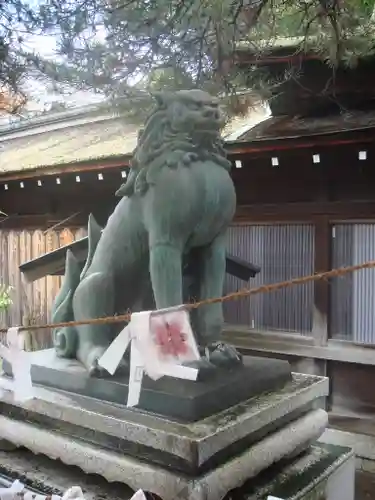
{"left": 0, "top": 356, "right": 331, "bottom": 500}
{"left": 0, "top": 443, "right": 355, "bottom": 500}
{"left": 241, "top": 443, "right": 355, "bottom": 500}
{"left": 3, "top": 349, "right": 292, "bottom": 422}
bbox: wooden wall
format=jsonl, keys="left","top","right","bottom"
{"left": 2, "top": 139, "right": 375, "bottom": 223}
{"left": 231, "top": 144, "right": 375, "bottom": 207}
{"left": 221, "top": 141, "right": 375, "bottom": 440}
{"left": 2, "top": 140, "right": 375, "bottom": 338}
{"left": 0, "top": 168, "right": 122, "bottom": 228}
{"left": 0, "top": 227, "right": 86, "bottom": 334}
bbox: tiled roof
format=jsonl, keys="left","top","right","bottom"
{"left": 0, "top": 106, "right": 268, "bottom": 174}
{"left": 0, "top": 115, "right": 138, "bottom": 173}
{"left": 237, "top": 111, "right": 375, "bottom": 142}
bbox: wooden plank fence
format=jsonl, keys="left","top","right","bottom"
{"left": 0, "top": 227, "right": 86, "bottom": 347}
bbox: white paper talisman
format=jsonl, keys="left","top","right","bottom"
{"left": 98, "top": 306, "right": 200, "bottom": 407}
{"left": 0, "top": 481, "right": 85, "bottom": 500}
{"left": 0, "top": 327, "right": 34, "bottom": 402}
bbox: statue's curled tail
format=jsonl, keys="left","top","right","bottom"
{"left": 51, "top": 215, "right": 102, "bottom": 357}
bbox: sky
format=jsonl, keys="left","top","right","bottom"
{"left": 17, "top": 0, "right": 104, "bottom": 110}
{"left": 22, "top": 30, "right": 105, "bottom": 112}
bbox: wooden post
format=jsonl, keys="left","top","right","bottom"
{"left": 312, "top": 216, "right": 331, "bottom": 387}
{"left": 312, "top": 216, "right": 331, "bottom": 347}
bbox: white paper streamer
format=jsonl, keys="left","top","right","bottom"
{"left": 62, "top": 486, "right": 85, "bottom": 500}
{"left": 129, "top": 490, "right": 147, "bottom": 500}
{"left": 0, "top": 480, "right": 24, "bottom": 500}
{"left": 98, "top": 307, "right": 200, "bottom": 407}
{"left": 127, "top": 341, "right": 145, "bottom": 407}
{"left": 97, "top": 323, "right": 133, "bottom": 376}
{"left": 0, "top": 481, "right": 85, "bottom": 500}
{"left": 0, "top": 327, "right": 34, "bottom": 402}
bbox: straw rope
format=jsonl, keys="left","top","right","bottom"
{"left": 1, "top": 259, "right": 375, "bottom": 335}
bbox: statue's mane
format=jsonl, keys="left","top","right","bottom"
{"left": 116, "top": 93, "right": 231, "bottom": 197}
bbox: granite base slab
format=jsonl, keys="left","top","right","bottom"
{"left": 0, "top": 409, "right": 328, "bottom": 500}
{"left": 4, "top": 349, "right": 292, "bottom": 422}
{"left": 239, "top": 442, "right": 355, "bottom": 500}
{"left": 0, "top": 443, "right": 354, "bottom": 500}
{"left": 0, "top": 371, "right": 329, "bottom": 474}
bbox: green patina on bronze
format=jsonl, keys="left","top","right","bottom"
{"left": 51, "top": 89, "right": 242, "bottom": 375}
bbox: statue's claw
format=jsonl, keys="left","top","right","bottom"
{"left": 183, "top": 343, "right": 243, "bottom": 381}
{"left": 204, "top": 342, "right": 243, "bottom": 369}
{"left": 88, "top": 355, "right": 130, "bottom": 378}
{"left": 77, "top": 345, "right": 129, "bottom": 378}
{"left": 88, "top": 357, "right": 106, "bottom": 377}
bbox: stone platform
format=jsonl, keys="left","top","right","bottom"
{"left": 0, "top": 365, "right": 329, "bottom": 500}
{"left": 0, "top": 443, "right": 355, "bottom": 500}
{"left": 240, "top": 442, "right": 355, "bottom": 500}
{"left": 4, "top": 349, "right": 292, "bottom": 422}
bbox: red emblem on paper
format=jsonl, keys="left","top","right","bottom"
{"left": 153, "top": 318, "right": 188, "bottom": 357}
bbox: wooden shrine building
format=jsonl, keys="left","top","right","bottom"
{"left": 2, "top": 40, "right": 375, "bottom": 456}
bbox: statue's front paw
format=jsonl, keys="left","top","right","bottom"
{"left": 183, "top": 357, "right": 217, "bottom": 381}
{"left": 88, "top": 354, "right": 108, "bottom": 378}
{"left": 78, "top": 345, "right": 129, "bottom": 378}
{"left": 183, "top": 343, "right": 243, "bottom": 380}
{"left": 204, "top": 342, "right": 243, "bottom": 369}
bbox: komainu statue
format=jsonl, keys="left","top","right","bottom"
{"left": 52, "top": 89, "right": 242, "bottom": 376}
